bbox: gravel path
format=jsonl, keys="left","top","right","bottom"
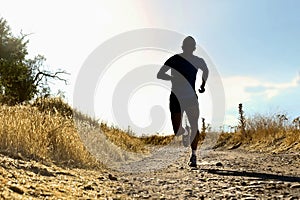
{"left": 1, "top": 146, "right": 300, "bottom": 199}
{"left": 115, "top": 145, "right": 187, "bottom": 173}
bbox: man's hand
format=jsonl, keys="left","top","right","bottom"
{"left": 198, "top": 85, "right": 205, "bottom": 93}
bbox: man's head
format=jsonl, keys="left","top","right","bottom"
{"left": 182, "top": 36, "right": 196, "bottom": 55}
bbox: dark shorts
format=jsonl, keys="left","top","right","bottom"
{"left": 169, "top": 92, "right": 198, "bottom": 113}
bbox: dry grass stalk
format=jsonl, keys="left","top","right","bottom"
{"left": 216, "top": 107, "right": 300, "bottom": 152}
{"left": 0, "top": 104, "right": 98, "bottom": 168}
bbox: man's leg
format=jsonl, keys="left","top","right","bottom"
{"left": 185, "top": 105, "right": 200, "bottom": 167}
{"left": 169, "top": 92, "right": 184, "bottom": 136}
{"left": 186, "top": 105, "right": 200, "bottom": 150}
{"left": 171, "top": 112, "right": 184, "bottom": 135}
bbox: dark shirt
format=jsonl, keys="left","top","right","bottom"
{"left": 164, "top": 54, "right": 207, "bottom": 98}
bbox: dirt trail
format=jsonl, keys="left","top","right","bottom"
{"left": 1, "top": 144, "right": 300, "bottom": 199}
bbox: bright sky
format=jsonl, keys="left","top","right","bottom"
{"left": 1, "top": 0, "right": 300, "bottom": 134}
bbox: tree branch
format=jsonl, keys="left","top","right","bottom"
{"left": 34, "top": 70, "right": 69, "bottom": 85}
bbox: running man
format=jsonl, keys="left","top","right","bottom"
{"left": 157, "top": 36, "right": 208, "bottom": 167}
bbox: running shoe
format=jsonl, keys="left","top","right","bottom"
{"left": 189, "top": 154, "right": 197, "bottom": 167}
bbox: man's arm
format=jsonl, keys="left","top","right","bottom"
{"left": 198, "top": 58, "right": 209, "bottom": 93}
{"left": 157, "top": 65, "right": 172, "bottom": 81}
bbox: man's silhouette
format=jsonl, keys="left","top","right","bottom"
{"left": 157, "top": 36, "right": 208, "bottom": 167}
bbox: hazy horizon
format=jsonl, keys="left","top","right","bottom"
{"left": 1, "top": 0, "right": 299, "bottom": 135}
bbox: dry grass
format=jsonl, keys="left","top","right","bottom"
{"left": 33, "top": 97, "right": 73, "bottom": 118}
{"left": 216, "top": 113, "right": 300, "bottom": 152}
{"left": 0, "top": 97, "right": 177, "bottom": 168}
{"left": 0, "top": 104, "right": 98, "bottom": 168}
{"left": 72, "top": 103, "right": 151, "bottom": 154}
{"left": 140, "top": 134, "right": 175, "bottom": 146}
{"left": 100, "top": 123, "right": 148, "bottom": 153}
{"left": 99, "top": 124, "right": 178, "bottom": 152}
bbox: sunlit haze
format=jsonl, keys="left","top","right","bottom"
{"left": 1, "top": 0, "right": 299, "bottom": 134}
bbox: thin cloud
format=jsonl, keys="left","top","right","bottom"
{"left": 262, "top": 72, "right": 300, "bottom": 98}
{"left": 245, "top": 85, "right": 268, "bottom": 93}
{"left": 223, "top": 72, "right": 300, "bottom": 110}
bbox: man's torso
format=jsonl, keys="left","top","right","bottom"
{"left": 165, "top": 54, "right": 203, "bottom": 98}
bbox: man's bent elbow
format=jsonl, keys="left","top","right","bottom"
{"left": 157, "top": 73, "right": 161, "bottom": 79}
{"left": 157, "top": 72, "right": 164, "bottom": 80}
